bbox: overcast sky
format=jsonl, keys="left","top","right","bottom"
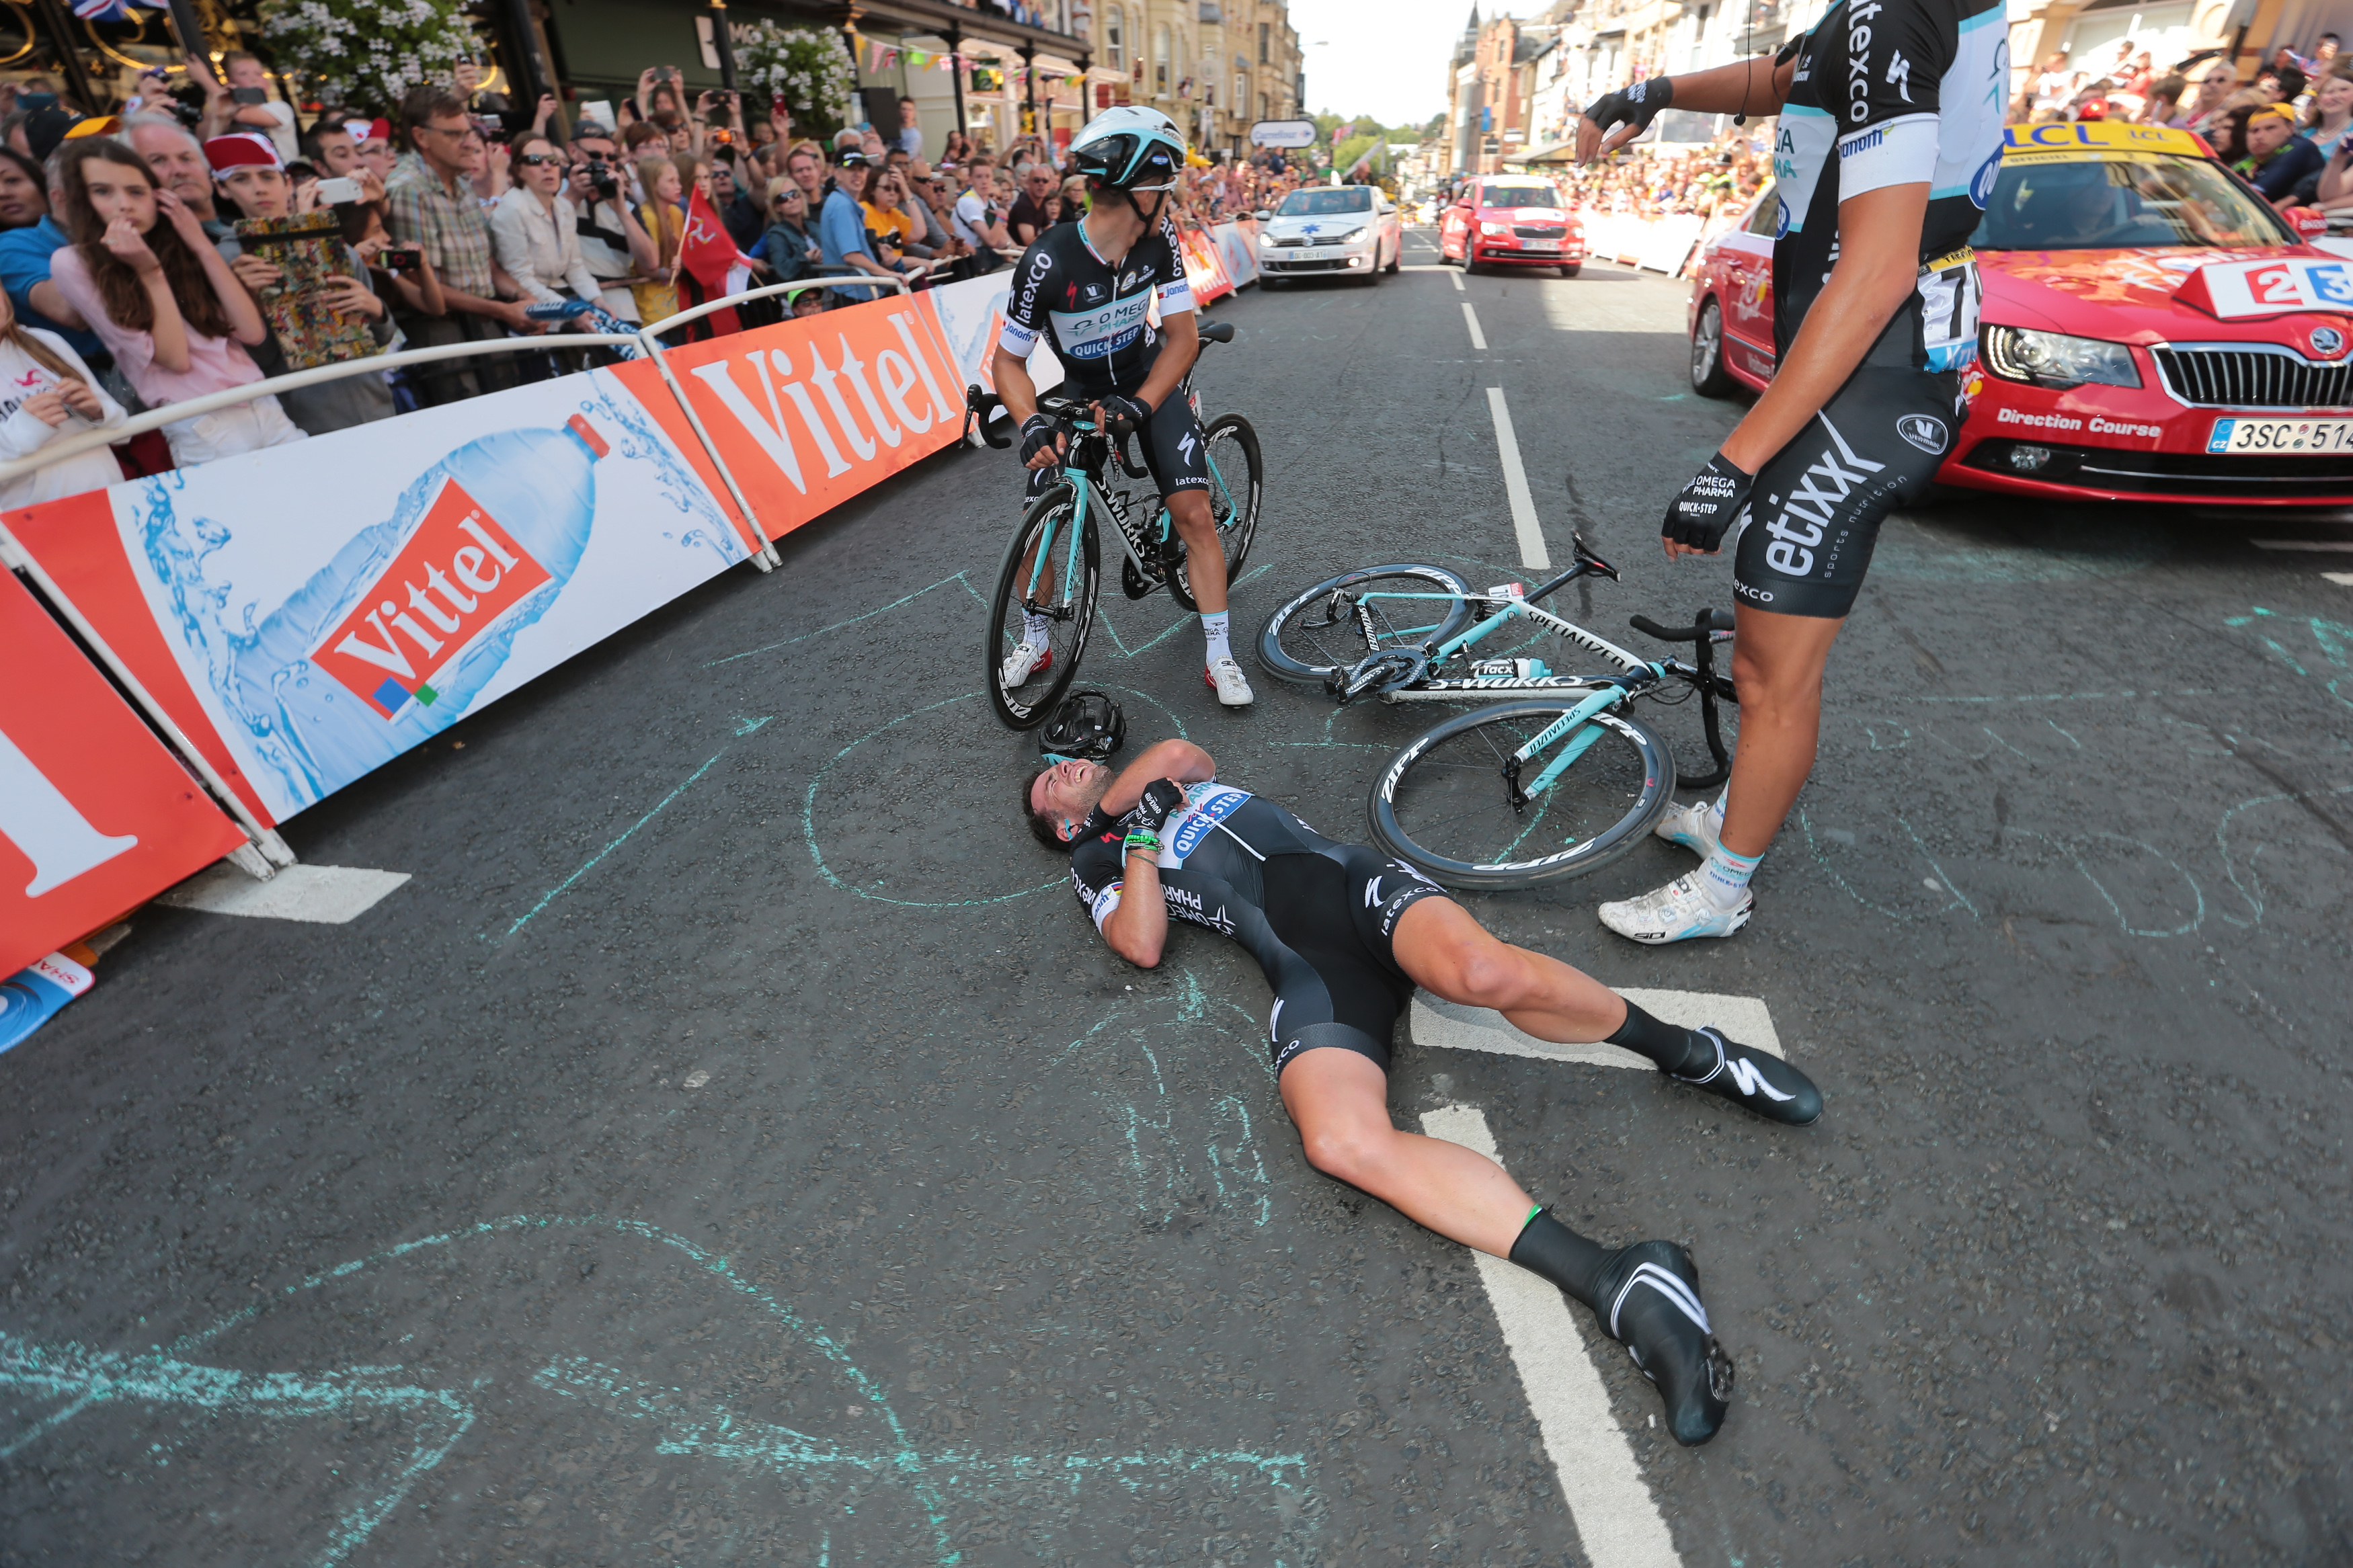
{"left": 1287, "top": 0, "right": 1554, "bottom": 130}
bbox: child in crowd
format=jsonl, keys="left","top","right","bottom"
{"left": 633, "top": 156, "right": 683, "bottom": 321}
{"left": 46, "top": 136, "right": 303, "bottom": 466}
{"left": 0, "top": 282, "right": 126, "bottom": 506}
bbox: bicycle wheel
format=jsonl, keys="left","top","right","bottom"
{"left": 1254, "top": 564, "right": 1476, "bottom": 687}
{"left": 1169, "top": 413, "right": 1264, "bottom": 613}
{"left": 986, "top": 483, "right": 1099, "bottom": 731}
{"left": 1369, "top": 699, "right": 1677, "bottom": 889}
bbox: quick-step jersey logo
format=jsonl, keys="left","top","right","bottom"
{"left": 1164, "top": 782, "right": 1250, "bottom": 862}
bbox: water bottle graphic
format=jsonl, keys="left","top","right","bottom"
{"left": 188, "top": 413, "right": 610, "bottom": 809}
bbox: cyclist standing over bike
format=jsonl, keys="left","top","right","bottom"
{"left": 1574, "top": 0, "right": 2005, "bottom": 944}
{"left": 992, "top": 106, "right": 1255, "bottom": 708}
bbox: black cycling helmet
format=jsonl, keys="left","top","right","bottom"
{"left": 1039, "top": 690, "right": 1126, "bottom": 764}
{"left": 1067, "top": 106, "right": 1186, "bottom": 193}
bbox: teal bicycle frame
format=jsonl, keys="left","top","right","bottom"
{"left": 1349, "top": 583, "right": 1671, "bottom": 802}
{"left": 1019, "top": 397, "right": 1247, "bottom": 608}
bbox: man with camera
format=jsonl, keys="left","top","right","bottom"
{"left": 565, "top": 124, "right": 657, "bottom": 325}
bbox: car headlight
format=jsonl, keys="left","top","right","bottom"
{"left": 1479, "top": 220, "right": 1511, "bottom": 236}
{"left": 1333, "top": 226, "right": 1368, "bottom": 245}
{"left": 1983, "top": 326, "right": 2141, "bottom": 389}
{"left": 1258, "top": 231, "right": 1277, "bottom": 247}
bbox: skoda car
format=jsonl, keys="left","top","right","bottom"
{"left": 1686, "top": 121, "right": 2353, "bottom": 505}
{"left": 1439, "top": 176, "right": 1585, "bottom": 276}
{"left": 1254, "top": 185, "right": 1404, "bottom": 287}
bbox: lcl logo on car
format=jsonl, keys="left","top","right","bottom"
{"left": 2311, "top": 325, "right": 2346, "bottom": 359}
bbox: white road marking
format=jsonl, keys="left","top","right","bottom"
{"left": 2249, "top": 538, "right": 2353, "bottom": 552}
{"left": 1411, "top": 988, "right": 1786, "bottom": 1069}
{"left": 1485, "top": 387, "right": 1551, "bottom": 569}
{"left": 1462, "top": 301, "right": 1486, "bottom": 347}
{"left": 159, "top": 862, "right": 411, "bottom": 924}
{"left": 2325, "top": 572, "right": 2353, "bottom": 586}
{"left": 1418, "top": 1103, "right": 1685, "bottom": 1568}
{"left": 1451, "top": 270, "right": 1466, "bottom": 292}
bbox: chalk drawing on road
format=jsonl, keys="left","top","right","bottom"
{"left": 1049, "top": 974, "right": 1278, "bottom": 1229}
{"left": 2226, "top": 607, "right": 2352, "bottom": 712}
{"left": 1869, "top": 511, "right": 2167, "bottom": 583}
{"left": 801, "top": 686, "right": 1190, "bottom": 909}
{"left": 2, "top": 1213, "right": 1314, "bottom": 1567}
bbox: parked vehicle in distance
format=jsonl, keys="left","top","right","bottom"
{"left": 1439, "top": 176, "right": 1585, "bottom": 277}
{"left": 1254, "top": 185, "right": 1404, "bottom": 288}
{"left": 1686, "top": 120, "right": 2353, "bottom": 506}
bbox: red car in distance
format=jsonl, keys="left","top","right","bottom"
{"left": 1439, "top": 176, "right": 1587, "bottom": 277}
{"left": 1687, "top": 121, "right": 2353, "bottom": 506}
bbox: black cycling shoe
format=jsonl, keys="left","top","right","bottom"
{"left": 1593, "top": 1241, "right": 1734, "bottom": 1447}
{"left": 1671, "top": 1027, "right": 1823, "bottom": 1126}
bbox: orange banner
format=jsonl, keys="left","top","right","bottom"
{"left": 1178, "top": 226, "right": 1234, "bottom": 305}
{"left": 0, "top": 567, "right": 245, "bottom": 975}
{"left": 613, "top": 292, "right": 967, "bottom": 542}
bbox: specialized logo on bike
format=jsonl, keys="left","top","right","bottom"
{"left": 310, "top": 474, "right": 552, "bottom": 718}
{"left": 1049, "top": 295, "right": 1152, "bottom": 361}
{"left": 1164, "top": 782, "right": 1251, "bottom": 862}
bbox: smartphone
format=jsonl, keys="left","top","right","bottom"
{"left": 232, "top": 85, "right": 269, "bottom": 106}
{"left": 473, "top": 114, "right": 504, "bottom": 138}
{"left": 379, "top": 247, "right": 422, "bottom": 272}
{"left": 314, "top": 175, "right": 362, "bottom": 204}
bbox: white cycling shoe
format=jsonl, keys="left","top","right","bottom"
{"left": 1599, "top": 873, "right": 1753, "bottom": 946}
{"left": 1654, "top": 798, "right": 1724, "bottom": 859}
{"left": 1000, "top": 641, "right": 1053, "bottom": 688}
{"left": 1205, "top": 657, "right": 1255, "bottom": 707}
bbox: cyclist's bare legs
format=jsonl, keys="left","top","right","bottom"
{"left": 1166, "top": 488, "right": 1226, "bottom": 614}
{"left": 1718, "top": 605, "right": 1845, "bottom": 858}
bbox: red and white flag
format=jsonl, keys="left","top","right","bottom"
{"left": 680, "top": 187, "right": 754, "bottom": 335}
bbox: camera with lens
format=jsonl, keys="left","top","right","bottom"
{"left": 584, "top": 151, "right": 619, "bottom": 201}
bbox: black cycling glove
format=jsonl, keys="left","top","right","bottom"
{"left": 1131, "top": 778, "right": 1187, "bottom": 831}
{"left": 1095, "top": 393, "right": 1154, "bottom": 434}
{"left": 1663, "top": 454, "right": 1754, "bottom": 552}
{"left": 1019, "top": 413, "right": 1069, "bottom": 464}
{"left": 1582, "top": 75, "right": 1674, "bottom": 147}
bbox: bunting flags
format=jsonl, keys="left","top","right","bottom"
{"left": 844, "top": 27, "right": 1085, "bottom": 89}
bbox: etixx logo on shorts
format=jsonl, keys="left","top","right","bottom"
{"left": 1895, "top": 413, "right": 1949, "bottom": 455}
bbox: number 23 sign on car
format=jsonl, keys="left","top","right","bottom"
{"left": 2174, "top": 256, "right": 2353, "bottom": 319}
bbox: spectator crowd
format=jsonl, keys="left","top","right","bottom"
{"left": 0, "top": 54, "right": 1288, "bottom": 509}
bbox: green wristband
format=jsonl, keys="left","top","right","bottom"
{"left": 1124, "top": 828, "right": 1162, "bottom": 859}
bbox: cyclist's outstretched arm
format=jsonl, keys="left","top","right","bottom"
{"left": 1576, "top": 56, "right": 1796, "bottom": 161}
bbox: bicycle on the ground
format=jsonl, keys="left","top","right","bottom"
{"left": 1254, "top": 533, "right": 1739, "bottom": 889}
{"left": 965, "top": 321, "right": 1263, "bottom": 731}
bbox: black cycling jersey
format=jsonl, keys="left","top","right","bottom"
{"left": 1771, "top": 0, "right": 2007, "bottom": 364}
{"left": 999, "top": 213, "right": 1196, "bottom": 397}
{"left": 1068, "top": 784, "right": 1450, "bottom": 1072}
{"left": 1732, "top": 0, "right": 2006, "bottom": 618}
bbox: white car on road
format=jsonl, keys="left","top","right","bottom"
{"left": 1253, "top": 185, "right": 1404, "bottom": 288}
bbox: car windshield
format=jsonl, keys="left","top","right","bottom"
{"left": 1279, "top": 188, "right": 1373, "bottom": 215}
{"left": 1482, "top": 183, "right": 1560, "bottom": 209}
{"left": 1970, "top": 154, "right": 2296, "bottom": 249}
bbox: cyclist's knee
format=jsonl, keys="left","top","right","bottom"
{"left": 1426, "top": 931, "right": 1534, "bottom": 1012}
{"left": 1730, "top": 641, "right": 1827, "bottom": 714}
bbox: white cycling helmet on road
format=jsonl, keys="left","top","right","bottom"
{"left": 1068, "top": 106, "right": 1187, "bottom": 192}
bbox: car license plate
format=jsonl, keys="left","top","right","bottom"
{"left": 1295, "top": 247, "right": 1332, "bottom": 261}
{"left": 1522, "top": 239, "right": 1558, "bottom": 250}
{"left": 2207, "top": 417, "right": 2353, "bottom": 454}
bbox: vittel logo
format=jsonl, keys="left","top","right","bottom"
{"left": 311, "top": 469, "right": 561, "bottom": 718}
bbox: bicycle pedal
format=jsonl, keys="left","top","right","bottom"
{"left": 1121, "top": 557, "right": 1154, "bottom": 600}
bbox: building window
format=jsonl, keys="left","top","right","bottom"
{"left": 1106, "top": 7, "right": 1123, "bottom": 69}
{"left": 1234, "top": 56, "right": 1247, "bottom": 111}
{"left": 1258, "top": 22, "right": 1269, "bottom": 64}
{"left": 1155, "top": 22, "right": 1170, "bottom": 93}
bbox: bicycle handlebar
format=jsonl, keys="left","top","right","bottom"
{"left": 1630, "top": 608, "right": 1735, "bottom": 643}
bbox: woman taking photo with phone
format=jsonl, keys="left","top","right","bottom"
{"left": 45, "top": 137, "right": 303, "bottom": 465}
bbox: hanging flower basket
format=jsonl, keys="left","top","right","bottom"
{"left": 256, "top": 0, "right": 480, "bottom": 117}
{"left": 740, "top": 21, "right": 859, "bottom": 140}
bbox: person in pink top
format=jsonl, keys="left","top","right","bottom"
{"left": 44, "top": 135, "right": 303, "bottom": 466}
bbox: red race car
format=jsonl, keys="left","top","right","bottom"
{"left": 1439, "top": 175, "right": 1587, "bottom": 277}
{"left": 1687, "top": 121, "right": 2353, "bottom": 505}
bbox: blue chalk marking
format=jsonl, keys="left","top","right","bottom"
{"left": 703, "top": 572, "right": 984, "bottom": 668}
{"left": 1094, "top": 563, "right": 1276, "bottom": 659}
{"left": 504, "top": 754, "right": 723, "bottom": 938}
{"left": 735, "top": 714, "right": 774, "bottom": 735}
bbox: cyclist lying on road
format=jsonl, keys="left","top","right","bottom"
{"left": 1025, "top": 736, "right": 1825, "bottom": 1445}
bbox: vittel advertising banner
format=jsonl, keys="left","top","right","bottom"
{"left": 0, "top": 565, "right": 245, "bottom": 974}
{"left": 613, "top": 292, "right": 971, "bottom": 542}
{"left": 7, "top": 368, "right": 753, "bottom": 825}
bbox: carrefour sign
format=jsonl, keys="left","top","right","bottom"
{"left": 1250, "top": 119, "right": 1317, "bottom": 149}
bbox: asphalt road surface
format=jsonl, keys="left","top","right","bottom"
{"left": 5, "top": 231, "right": 2352, "bottom": 1567}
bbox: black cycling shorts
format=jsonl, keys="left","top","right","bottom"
{"left": 1730, "top": 304, "right": 1961, "bottom": 620}
{"left": 1025, "top": 392, "right": 1209, "bottom": 501}
{"left": 1261, "top": 847, "right": 1451, "bottom": 1077}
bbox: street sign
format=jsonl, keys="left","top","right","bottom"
{"left": 1250, "top": 118, "right": 1316, "bottom": 148}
